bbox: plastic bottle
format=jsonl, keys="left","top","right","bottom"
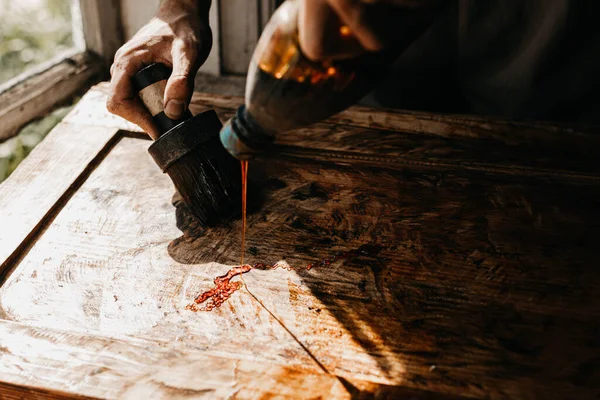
{"left": 219, "top": 0, "right": 436, "bottom": 160}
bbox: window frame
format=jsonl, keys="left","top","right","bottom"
{"left": 0, "top": 0, "right": 123, "bottom": 142}
{"left": 219, "top": 0, "right": 278, "bottom": 75}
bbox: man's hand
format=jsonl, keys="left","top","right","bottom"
{"left": 107, "top": 0, "right": 211, "bottom": 139}
{"left": 299, "top": 0, "right": 439, "bottom": 62}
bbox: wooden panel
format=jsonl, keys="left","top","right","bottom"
{"left": 186, "top": 110, "right": 600, "bottom": 178}
{"left": 187, "top": 92, "right": 600, "bottom": 171}
{"left": 1, "top": 320, "right": 451, "bottom": 400}
{"left": 188, "top": 92, "right": 600, "bottom": 139}
{"left": 1, "top": 84, "right": 599, "bottom": 399}
{"left": 0, "top": 136, "right": 471, "bottom": 399}
{"left": 0, "top": 137, "right": 319, "bottom": 370}
{"left": 171, "top": 157, "right": 600, "bottom": 399}
{"left": 63, "top": 85, "right": 143, "bottom": 132}
{"left": 70, "top": 83, "right": 600, "bottom": 149}
{"left": 1, "top": 136, "right": 599, "bottom": 398}
{"left": 0, "top": 381, "right": 94, "bottom": 400}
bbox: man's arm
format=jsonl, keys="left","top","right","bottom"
{"left": 106, "top": 0, "right": 212, "bottom": 138}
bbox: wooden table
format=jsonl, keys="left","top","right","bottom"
{"left": 0, "top": 83, "right": 599, "bottom": 399}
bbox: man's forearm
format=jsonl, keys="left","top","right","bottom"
{"left": 157, "top": 0, "right": 211, "bottom": 18}
{"left": 156, "top": 0, "right": 212, "bottom": 24}
{"left": 154, "top": 0, "right": 213, "bottom": 63}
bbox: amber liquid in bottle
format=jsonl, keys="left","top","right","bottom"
{"left": 244, "top": 1, "right": 385, "bottom": 139}
{"left": 219, "top": 0, "right": 437, "bottom": 159}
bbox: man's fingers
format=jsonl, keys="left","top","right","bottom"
{"left": 299, "top": 0, "right": 336, "bottom": 60}
{"left": 107, "top": 68, "right": 161, "bottom": 138}
{"left": 107, "top": 49, "right": 166, "bottom": 139}
{"left": 326, "top": 0, "right": 384, "bottom": 52}
{"left": 164, "top": 39, "right": 198, "bottom": 119}
{"left": 108, "top": 97, "right": 159, "bottom": 139}
{"left": 326, "top": 0, "right": 438, "bottom": 54}
{"left": 298, "top": 0, "right": 365, "bottom": 60}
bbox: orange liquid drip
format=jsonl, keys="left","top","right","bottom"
{"left": 240, "top": 160, "right": 249, "bottom": 266}
{"left": 186, "top": 245, "right": 382, "bottom": 312}
{"left": 185, "top": 265, "right": 252, "bottom": 312}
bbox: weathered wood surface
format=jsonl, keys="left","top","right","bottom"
{"left": 1, "top": 84, "right": 599, "bottom": 399}
{"left": 188, "top": 94, "right": 600, "bottom": 176}
{"left": 65, "top": 84, "right": 600, "bottom": 176}
{"left": 171, "top": 156, "right": 600, "bottom": 399}
{"left": 0, "top": 122, "right": 121, "bottom": 283}
{"left": 2, "top": 319, "right": 451, "bottom": 400}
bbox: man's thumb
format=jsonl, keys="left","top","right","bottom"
{"left": 164, "top": 50, "right": 196, "bottom": 119}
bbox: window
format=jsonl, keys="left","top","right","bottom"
{"left": 0, "top": 0, "right": 122, "bottom": 182}
{"left": 0, "top": 0, "right": 80, "bottom": 86}
{"left": 0, "top": 0, "right": 122, "bottom": 138}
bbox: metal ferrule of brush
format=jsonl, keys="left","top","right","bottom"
{"left": 148, "top": 112, "right": 223, "bottom": 172}
{"left": 219, "top": 106, "right": 274, "bottom": 160}
{"left": 132, "top": 63, "right": 223, "bottom": 172}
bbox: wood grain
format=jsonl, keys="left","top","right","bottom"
{"left": 188, "top": 92, "right": 600, "bottom": 140}
{"left": 65, "top": 84, "right": 600, "bottom": 175}
{"left": 1, "top": 136, "right": 599, "bottom": 398}
{"left": 0, "top": 381, "right": 94, "bottom": 400}
{"left": 1, "top": 83, "right": 599, "bottom": 399}
{"left": 188, "top": 95, "right": 600, "bottom": 176}
{"left": 62, "top": 85, "right": 144, "bottom": 132}
{"left": 2, "top": 320, "right": 459, "bottom": 400}
{"left": 171, "top": 156, "right": 600, "bottom": 399}
{"left": 0, "top": 123, "right": 120, "bottom": 284}
{"left": 0, "top": 138, "right": 318, "bottom": 374}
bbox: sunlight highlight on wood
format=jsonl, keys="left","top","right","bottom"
{"left": 0, "top": 85, "right": 598, "bottom": 399}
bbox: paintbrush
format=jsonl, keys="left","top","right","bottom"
{"left": 132, "top": 62, "right": 241, "bottom": 226}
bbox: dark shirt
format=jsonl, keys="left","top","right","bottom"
{"left": 361, "top": 0, "right": 600, "bottom": 124}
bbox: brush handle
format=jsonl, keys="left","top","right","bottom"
{"left": 132, "top": 63, "right": 193, "bottom": 137}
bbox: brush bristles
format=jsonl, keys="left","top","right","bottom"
{"left": 166, "top": 138, "right": 242, "bottom": 226}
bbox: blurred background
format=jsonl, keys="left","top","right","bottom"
{"left": 0, "top": 0, "right": 76, "bottom": 182}
{"left": 0, "top": 0, "right": 75, "bottom": 84}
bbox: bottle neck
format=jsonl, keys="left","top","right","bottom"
{"left": 220, "top": 106, "right": 275, "bottom": 160}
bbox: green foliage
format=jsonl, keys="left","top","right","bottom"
{"left": 0, "top": 0, "right": 74, "bottom": 83}
{"left": 0, "top": 0, "right": 77, "bottom": 183}
{"left": 0, "top": 102, "right": 76, "bottom": 183}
